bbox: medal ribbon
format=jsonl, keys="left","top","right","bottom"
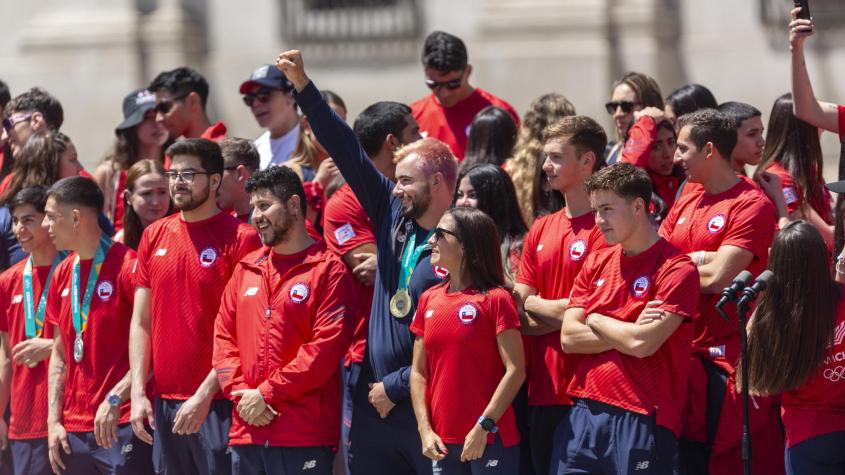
{"left": 397, "top": 228, "right": 433, "bottom": 292}
{"left": 71, "top": 234, "right": 113, "bottom": 336}
{"left": 22, "top": 254, "right": 63, "bottom": 338}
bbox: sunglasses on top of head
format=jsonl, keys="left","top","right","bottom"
{"left": 604, "top": 101, "right": 641, "bottom": 115}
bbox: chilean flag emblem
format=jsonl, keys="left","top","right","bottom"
{"left": 457, "top": 303, "right": 478, "bottom": 324}
{"left": 632, "top": 276, "right": 650, "bottom": 298}
{"left": 289, "top": 283, "right": 310, "bottom": 304}
{"left": 433, "top": 266, "right": 449, "bottom": 279}
{"left": 569, "top": 239, "right": 587, "bottom": 261}
{"left": 707, "top": 214, "right": 726, "bottom": 234}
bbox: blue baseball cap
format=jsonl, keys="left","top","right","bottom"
{"left": 239, "top": 65, "right": 294, "bottom": 94}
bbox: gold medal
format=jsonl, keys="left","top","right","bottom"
{"left": 390, "top": 289, "right": 412, "bottom": 319}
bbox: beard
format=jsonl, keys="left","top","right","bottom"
{"left": 171, "top": 183, "right": 210, "bottom": 212}
{"left": 401, "top": 185, "right": 432, "bottom": 220}
{"left": 258, "top": 212, "right": 294, "bottom": 247}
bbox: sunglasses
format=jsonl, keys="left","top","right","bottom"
{"left": 433, "top": 227, "right": 459, "bottom": 242}
{"left": 155, "top": 91, "right": 191, "bottom": 114}
{"left": 242, "top": 87, "right": 280, "bottom": 107}
{"left": 2, "top": 112, "right": 34, "bottom": 131}
{"left": 605, "top": 101, "right": 641, "bottom": 115}
{"left": 425, "top": 71, "right": 465, "bottom": 91}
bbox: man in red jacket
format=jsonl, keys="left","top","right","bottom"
{"left": 213, "top": 165, "right": 357, "bottom": 474}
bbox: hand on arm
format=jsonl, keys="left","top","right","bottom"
{"left": 693, "top": 245, "right": 754, "bottom": 294}
{"left": 586, "top": 301, "right": 685, "bottom": 358}
{"left": 753, "top": 171, "right": 794, "bottom": 229}
{"left": 561, "top": 307, "right": 613, "bottom": 354}
{"left": 513, "top": 283, "right": 558, "bottom": 336}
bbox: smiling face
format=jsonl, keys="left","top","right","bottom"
{"left": 249, "top": 188, "right": 298, "bottom": 247}
{"left": 12, "top": 204, "right": 51, "bottom": 254}
{"left": 393, "top": 153, "right": 433, "bottom": 220}
{"left": 673, "top": 125, "right": 710, "bottom": 184}
{"left": 167, "top": 154, "right": 217, "bottom": 212}
{"left": 454, "top": 176, "right": 477, "bottom": 208}
{"left": 43, "top": 197, "right": 76, "bottom": 252}
{"left": 246, "top": 84, "right": 298, "bottom": 131}
{"left": 427, "top": 213, "right": 463, "bottom": 272}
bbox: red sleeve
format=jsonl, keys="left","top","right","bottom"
{"left": 567, "top": 252, "right": 598, "bottom": 310}
{"left": 0, "top": 271, "right": 12, "bottom": 333}
{"left": 653, "top": 254, "right": 700, "bottom": 320}
{"left": 212, "top": 267, "right": 247, "bottom": 398}
{"left": 659, "top": 196, "right": 682, "bottom": 238}
{"left": 775, "top": 170, "right": 803, "bottom": 215}
{"left": 257, "top": 261, "right": 356, "bottom": 403}
{"left": 134, "top": 228, "right": 152, "bottom": 289}
{"left": 722, "top": 197, "right": 777, "bottom": 260}
{"left": 119, "top": 255, "right": 137, "bottom": 306}
{"left": 838, "top": 104, "right": 845, "bottom": 140}
{"left": 620, "top": 116, "right": 657, "bottom": 168}
{"left": 515, "top": 223, "right": 541, "bottom": 289}
{"left": 492, "top": 289, "right": 520, "bottom": 335}
{"left": 232, "top": 227, "right": 262, "bottom": 264}
{"left": 409, "top": 291, "right": 429, "bottom": 338}
{"left": 323, "top": 192, "right": 375, "bottom": 256}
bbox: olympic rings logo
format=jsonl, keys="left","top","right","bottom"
{"left": 823, "top": 366, "right": 845, "bottom": 382}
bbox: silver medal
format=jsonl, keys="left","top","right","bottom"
{"left": 73, "top": 333, "right": 84, "bottom": 363}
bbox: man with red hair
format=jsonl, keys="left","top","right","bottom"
{"left": 278, "top": 49, "right": 458, "bottom": 474}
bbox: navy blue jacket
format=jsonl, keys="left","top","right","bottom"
{"left": 294, "top": 82, "right": 443, "bottom": 419}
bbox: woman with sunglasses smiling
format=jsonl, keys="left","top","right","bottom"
{"left": 604, "top": 72, "right": 664, "bottom": 165}
{"left": 410, "top": 207, "right": 525, "bottom": 474}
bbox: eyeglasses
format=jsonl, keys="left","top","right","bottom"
{"left": 155, "top": 91, "right": 191, "bottom": 114}
{"left": 164, "top": 170, "right": 211, "bottom": 183}
{"left": 425, "top": 72, "right": 465, "bottom": 91}
{"left": 433, "top": 227, "right": 459, "bottom": 242}
{"left": 2, "top": 112, "right": 34, "bottom": 131}
{"left": 242, "top": 87, "right": 279, "bottom": 107}
{"left": 605, "top": 101, "right": 641, "bottom": 115}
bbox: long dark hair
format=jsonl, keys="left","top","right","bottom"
{"left": 105, "top": 126, "right": 164, "bottom": 171}
{"left": 446, "top": 207, "right": 504, "bottom": 292}
{"left": 666, "top": 83, "right": 718, "bottom": 119}
{"left": 122, "top": 159, "right": 171, "bottom": 250}
{"left": 758, "top": 93, "right": 829, "bottom": 222}
{"left": 462, "top": 106, "right": 517, "bottom": 169}
{"left": 455, "top": 164, "right": 527, "bottom": 242}
{"left": 1, "top": 130, "right": 68, "bottom": 204}
{"left": 745, "top": 221, "right": 840, "bottom": 395}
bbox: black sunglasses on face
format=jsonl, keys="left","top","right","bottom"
{"left": 605, "top": 101, "right": 641, "bottom": 115}
{"left": 243, "top": 87, "right": 278, "bottom": 107}
{"left": 425, "top": 71, "right": 465, "bottom": 91}
{"left": 433, "top": 227, "right": 459, "bottom": 242}
{"left": 155, "top": 91, "right": 191, "bottom": 114}
{"left": 2, "top": 112, "right": 34, "bottom": 131}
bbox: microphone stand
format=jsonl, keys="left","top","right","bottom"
{"left": 736, "top": 298, "right": 752, "bottom": 475}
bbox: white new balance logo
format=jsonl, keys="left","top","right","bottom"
{"left": 244, "top": 286, "right": 259, "bottom": 297}
{"left": 155, "top": 248, "right": 167, "bottom": 256}
{"left": 635, "top": 460, "right": 650, "bottom": 470}
{"left": 302, "top": 460, "right": 317, "bottom": 470}
{"left": 485, "top": 459, "right": 499, "bottom": 468}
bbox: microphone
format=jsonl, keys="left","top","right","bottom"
{"left": 737, "top": 270, "right": 775, "bottom": 307}
{"left": 716, "top": 270, "right": 753, "bottom": 309}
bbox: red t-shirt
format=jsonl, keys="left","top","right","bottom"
{"left": 411, "top": 88, "right": 520, "bottom": 160}
{"left": 0, "top": 260, "right": 56, "bottom": 439}
{"left": 566, "top": 239, "right": 700, "bottom": 436}
{"left": 134, "top": 212, "right": 261, "bottom": 399}
{"left": 782, "top": 293, "right": 845, "bottom": 447}
{"left": 323, "top": 183, "right": 374, "bottom": 365}
{"left": 660, "top": 179, "right": 776, "bottom": 368}
{"left": 44, "top": 243, "right": 136, "bottom": 432}
{"left": 410, "top": 284, "right": 520, "bottom": 447}
{"left": 515, "top": 209, "right": 606, "bottom": 407}
{"left": 112, "top": 170, "right": 127, "bottom": 232}
{"left": 838, "top": 104, "right": 845, "bottom": 140}
{"left": 765, "top": 161, "right": 833, "bottom": 225}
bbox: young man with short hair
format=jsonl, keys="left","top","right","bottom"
{"left": 1, "top": 87, "right": 64, "bottom": 159}
{"left": 716, "top": 102, "right": 765, "bottom": 174}
{"left": 239, "top": 65, "right": 300, "bottom": 169}
{"left": 213, "top": 165, "right": 357, "bottom": 474}
{"left": 513, "top": 116, "right": 608, "bottom": 475}
{"left": 410, "top": 31, "right": 519, "bottom": 160}
{"left": 217, "top": 137, "right": 260, "bottom": 222}
{"left": 0, "top": 186, "right": 60, "bottom": 475}
{"left": 43, "top": 177, "right": 153, "bottom": 474}
{"left": 555, "top": 163, "right": 700, "bottom": 474}
{"left": 278, "top": 49, "right": 457, "bottom": 474}
{"left": 129, "top": 138, "right": 261, "bottom": 475}
{"left": 149, "top": 67, "right": 226, "bottom": 147}
{"left": 661, "top": 109, "right": 782, "bottom": 474}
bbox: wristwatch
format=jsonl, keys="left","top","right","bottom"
{"left": 477, "top": 416, "right": 498, "bottom": 433}
{"left": 106, "top": 393, "right": 122, "bottom": 408}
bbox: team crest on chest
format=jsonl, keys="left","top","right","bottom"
{"left": 457, "top": 303, "right": 478, "bottom": 324}
{"left": 433, "top": 266, "right": 449, "bottom": 279}
{"left": 289, "top": 283, "right": 310, "bottom": 304}
{"left": 199, "top": 247, "right": 219, "bottom": 267}
{"left": 97, "top": 281, "right": 114, "bottom": 301}
{"left": 569, "top": 239, "right": 587, "bottom": 261}
{"left": 707, "top": 214, "right": 726, "bottom": 234}
{"left": 632, "top": 276, "right": 650, "bottom": 298}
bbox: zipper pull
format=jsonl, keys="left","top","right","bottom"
{"left": 265, "top": 307, "right": 271, "bottom": 319}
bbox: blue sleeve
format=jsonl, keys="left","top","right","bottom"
{"left": 293, "top": 81, "right": 394, "bottom": 232}
{"left": 381, "top": 365, "right": 410, "bottom": 403}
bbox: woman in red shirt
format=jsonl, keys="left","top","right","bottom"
{"left": 410, "top": 207, "right": 525, "bottom": 474}
{"left": 745, "top": 220, "right": 845, "bottom": 474}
